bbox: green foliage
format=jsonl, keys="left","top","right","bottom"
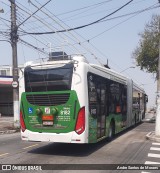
{"left": 132, "top": 14, "right": 160, "bottom": 78}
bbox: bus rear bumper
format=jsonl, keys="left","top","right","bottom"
{"left": 21, "top": 129, "right": 87, "bottom": 143}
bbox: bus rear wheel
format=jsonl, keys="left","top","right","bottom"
{"left": 108, "top": 121, "right": 115, "bottom": 140}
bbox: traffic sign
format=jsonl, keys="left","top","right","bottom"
{"left": 12, "top": 81, "right": 18, "bottom": 88}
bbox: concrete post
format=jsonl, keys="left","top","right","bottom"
{"left": 155, "top": 14, "right": 160, "bottom": 136}
{"left": 10, "top": 0, "right": 20, "bottom": 128}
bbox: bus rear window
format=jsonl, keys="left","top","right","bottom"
{"left": 24, "top": 64, "right": 73, "bottom": 92}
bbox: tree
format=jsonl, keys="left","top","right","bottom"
{"left": 132, "top": 14, "right": 160, "bottom": 78}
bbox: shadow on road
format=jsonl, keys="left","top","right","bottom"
{"left": 28, "top": 122, "right": 150, "bottom": 157}
{"left": 28, "top": 138, "right": 110, "bottom": 157}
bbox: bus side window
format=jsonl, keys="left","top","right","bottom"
{"left": 95, "top": 78, "right": 106, "bottom": 117}
{"left": 109, "top": 82, "right": 121, "bottom": 114}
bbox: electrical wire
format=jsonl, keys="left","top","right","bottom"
{"left": 15, "top": 0, "right": 132, "bottom": 65}
{"left": 57, "top": 0, "right": 114, "bottom": 17}
{"left": 0, "top": 16, "right": 10, "bottom": 23}
{"left": 59, "top": 0, "right": 114, "bottom": 21}
{"left": 1, "top": 0, "right": 158, "bottom": 69}
{"left": 16, "top": 2, "right": 80, "bottom": 49}
{"left": 19, "top": 38, "right": 48, "bottom": 55}
{"left": 33, "top": 0, "right": 159, "bottom": 67}
{"left": 16, "top": 4, "right": 72, "bottom": 53}
{"left": 82, "top": 4, "right": 160, "bottom": 43}
{"left": 23, "top": 0, "right": 134, "bottom": 35}
{"left": 32, "top": 0, "right": 158, "bottom": 67}
{"left": 31, "top": 0, "right": 105, "bottom": 65}
{"left": 16, "top": 1, "right": 83, "bottom": 55}
{"left": 18, "top": 0, "right": 52, "bottom": 27}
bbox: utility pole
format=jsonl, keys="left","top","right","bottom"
{"left": 155, "top": 2, "right": 160, "bottom": 136}
{"left": 10, "top": 0, "right": 19, "bottom": 128}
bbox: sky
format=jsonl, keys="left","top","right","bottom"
{"left": 0, "top": 0, "right": 160, "bottom": 108}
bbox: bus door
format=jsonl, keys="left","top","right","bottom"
{"left": 88, "top": 74, "right": 108, "bottom": 142}
{"left": 138, "top": 93, "right": 141, "bottom": 122}
{"left": 96, "top": 81, "right": 107, "bottom": 139}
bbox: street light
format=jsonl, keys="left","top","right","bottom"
{"left": 120, "top": 66, "right": 135, "bottom": 73}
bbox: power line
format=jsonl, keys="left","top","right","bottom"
{"left": 0, "top": 16, "right": 10, "bottom": 23}
{"left": 18, "top": 0, "right": 52, "bottom": 27}
{"left": 16, "top": 3, "right": 72, "bottom": 50}
{"left": 23, "top": 0, "right": 134, "bottom": 35}
{"left": 19, "top": 38, "right": 48, "bottom": 55}
{"left": 17, "top": 1, "right": 84, "bottom": 55}
{"left": 24, "top": 0, "right": 148, "bottom": 25}
{"left": 62, "top": 0, "right": 151, "bottom": 22}
{"left": 59, "top": 0, "right": 114, "bottom": 21}
{"left": 86, "top": 3, "right": 160, "bottom": 42}
{"left": 32, "top": 0, "right": 156, "bottom": 67}
{"left": 66, "top": 3, "right": 159, "bottom": 47}
{"left": 39, "top": 0, "right": 159, "bottom": 67}
{"left": 32, "top": 0, "right": 104, "bottom": 65}
{"left": 57, "top": 0, "right": 114, "bottom": 17}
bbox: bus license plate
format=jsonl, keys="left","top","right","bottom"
{"left": 43, "top": 121, "right": 53, "bottom": 126}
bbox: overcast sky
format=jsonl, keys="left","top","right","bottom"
{"left": 0, "top": 0, "right": 160, "bottom": 108}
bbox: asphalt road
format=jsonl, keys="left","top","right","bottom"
{"left": 0, "top": 122, "right": 159, "bottom": 173}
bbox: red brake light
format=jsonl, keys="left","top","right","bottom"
{"left": 75, "top": 107, "right": 85, "bottom": 135}
{"left": 20, "top": 111, "right": 26, "bottom": 132}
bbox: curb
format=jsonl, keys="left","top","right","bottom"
{"left": 142, "top": 117, "right": 155, "bottom": 123}
{"left": 0, "top": 129, "right": 19, "bottom": 135}
{"left": 146, "top": 131, "right": 160, "bottom": 142}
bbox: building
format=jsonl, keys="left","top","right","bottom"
{"left": 0, "top": 65, "right": 13, "bottom": 116}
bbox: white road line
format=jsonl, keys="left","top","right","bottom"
{"left": 148, "top": 153, "right": 160, "bottom": 158}
{"left": 23, "top": 144, "right": 39, "bottom": 150}
{"left": 152, "top": 143, "right": 160, "bottom": 146}
{"left": 150, "top": 147, "right": 160, "bottom": 151}
{"left": 0, "top": 153, "right": 9, "bottom": 157}
{"left": 143, "top": 143, "right": 160, "bottom": 171}
{"left": 145, "top": 161, "right": 160, "bottom": 164}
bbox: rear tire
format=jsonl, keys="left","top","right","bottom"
{"left": 108, "top": 122, "right": 115, "bottom": 140}
{"left": 135, "top": 114, "right": 137, "bottom": 125}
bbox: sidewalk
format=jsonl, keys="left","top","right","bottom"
{"left": 0, "top": 116, "right": 20, "bottom": 134}
{"left": 145, "top": 111, "right": 160, "bottom": 142}
{"left": 142, "top": 111, "right": 156, "bottom": 123}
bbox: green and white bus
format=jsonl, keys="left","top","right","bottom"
{"left": 20, "top": 53, "right": 148, "bottom": 143}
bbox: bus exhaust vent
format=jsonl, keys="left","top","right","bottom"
{"left": 26, "top": 93, "right": 70, "bottom": 106}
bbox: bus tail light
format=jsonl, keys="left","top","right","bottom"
{"left": 20, "top": 111, "right": 26, "bottom": 132}
{"left": 75, "top": 107, "right": 85, "bottom": 135}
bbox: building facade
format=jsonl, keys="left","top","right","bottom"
{"left": 0, "top": 65, "right": 13, "bottom": 116}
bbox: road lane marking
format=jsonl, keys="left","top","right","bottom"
{"left": 141, "top": 172, "right": 151, "bottom": 173}
{"left": 148, "top": 153, "right": 160, "bottom": 158}
{"left": 0, "top": 153, "right": 9, "bottom": 157}
{"left": 150, "top": 147, "right": 160, "bottom": 151}
{"left": 152, "top": 143, "right": 160, "bottom": 146}
{"left": 145, "top": 161, "right": 160, "bottom": 164}
{"left": 23, "top": 144, "right": 39, "bottom": 150}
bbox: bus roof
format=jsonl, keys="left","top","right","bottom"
{"left": 23, "top": 54, "right": 145, "bottom": 93}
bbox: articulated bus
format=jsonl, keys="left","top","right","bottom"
{"left": 19, "top": 53, "right": 148, "bottom": 143}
